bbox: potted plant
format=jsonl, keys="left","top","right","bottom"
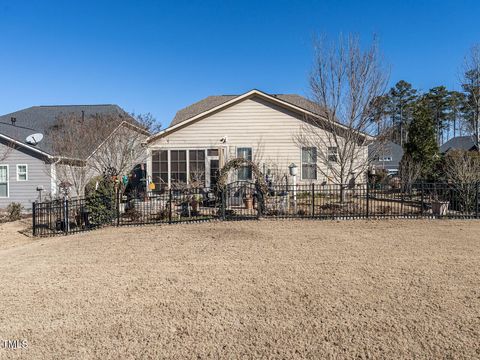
{"left": 190, "top": 194, "right": 202, "bottom": 213}
{"left": 244, "top": 194, "right": 254, "bottom": 210}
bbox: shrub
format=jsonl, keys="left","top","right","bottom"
{"left": 85, "top": 176, "right": 117, "bottom": 225}
{"left": 7, "top": 202, "right": 23, "bottom": 221}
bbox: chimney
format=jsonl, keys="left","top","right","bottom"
{"left": 11, "top": 117, "right": 16, "bottom": 126}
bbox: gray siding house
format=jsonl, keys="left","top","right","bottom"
{"left": 0, "top": 105, "right": 133, "bottom": 210}
{"left": 368, "top": 140, "right": 403, "bottom": 175}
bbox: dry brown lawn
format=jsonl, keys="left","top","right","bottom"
{"left": 0, "top": 219, "right": 479, "bottom": 359}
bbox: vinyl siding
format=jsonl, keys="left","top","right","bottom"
{"left": 0, "top": 140, "right": 52, "bottom": 210}
{"left": 148, "top": 96, "right": 368, "bottom": 185}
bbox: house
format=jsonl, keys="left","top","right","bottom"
{"left": 0, "top": 105, "right": 148, "bottom": 209}
{"left": 146, "top": 89, "right": 370, "bottom": 190}
{"left": 440, "top": 135, "right": 479, "bottom": 153}
{"left": 368, "top": 140, "right": 403, "bottom": 175}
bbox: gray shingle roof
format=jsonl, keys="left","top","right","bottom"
{"left": 170, "top": 93, "right": 327, "bottom": 127}
{"left": 440, "top": 136, "right": 478, "bottom": 153}
{"left": 0, "top": 105, "right": 128, "bottom": 156}
{"left": 368, "top": 140, "right": 404, "bottom": 170}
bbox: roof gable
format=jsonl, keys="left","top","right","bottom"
{"left": 169, "top": 92, "right": 327, "bottom": 127}
{"left": 440, "top": 136, "right": 478, "bottom": 153}
{"left": 149, "top": 89, "right": 335, "bottom": 143}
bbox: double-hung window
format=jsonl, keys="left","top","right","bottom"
{"left": 301, "top": 147, "right": 317, "bottom": 180}
{"left": 0, "top": 165, "right": 8, "bottom": 197}
{"left": 237, "top": 147, "right": 252, "bottom": 181}
{"left": 327, "top": 147, "right": 338, "bottom": 163}
{"left": 17, "top": 165, "right": 28, "bottom": 181}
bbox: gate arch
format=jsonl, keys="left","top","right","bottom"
{"left": 217, "top": 158, "right": 268, "bottom": 194}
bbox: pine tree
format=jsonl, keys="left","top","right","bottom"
{"left": 403, "top": 99, "right": 439, "bottom": 178}
{"left": 385, "top": 80, "right": 418, "bottom": 146}
{"left": 423, "top": 86, "right": 451, "bottom": 145}
{"left": 461, "top": 68, "right": 480, "bottom": 148}
{"left": 447, "top": 91, "right": 466, "bottom": 138}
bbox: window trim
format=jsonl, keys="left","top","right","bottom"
{"left": 16, "top": 164, "right": 28, "bottom": 181}
{"left": 0, "top": 164, "right": 9, "bottom": 198}
{"left": 301, "top": 147, "right": 317, "bottom": 180}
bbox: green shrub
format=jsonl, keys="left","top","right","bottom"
{"left": 85, "top": 177, "right": 117, "bottom": 225}
{"left": 7, "top": 202, "right": 23, "bottom": 221}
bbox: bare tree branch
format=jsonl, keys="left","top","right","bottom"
{"left": 295, "top": 34, "right": 388, "bottom": 199}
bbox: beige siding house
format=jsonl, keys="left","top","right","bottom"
{"left": 147, "top": 89, "right": 368, "bottom": 189}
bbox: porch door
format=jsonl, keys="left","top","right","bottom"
{"left": 206, "top": 148, "right": 220, "bottom": 189}
{"left": 209, "top": 159, "right": 219, "bottom": 189}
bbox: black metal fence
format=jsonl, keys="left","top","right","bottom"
{"left": 32, "top": 181, "right": 480, "bottom": 237}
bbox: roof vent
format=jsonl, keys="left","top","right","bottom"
{"left": 11, "top": 117, "right": 16, "bottom": 126}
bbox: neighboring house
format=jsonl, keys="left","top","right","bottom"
{"left": 0, "top": 105, "right": 147, "bottom": 210}
{"left": 440, "top": 135, "right": 479, "bottom": 153}
{"left": 146, "top": 89, "right": 370, "bottom": 190}
{"left": 368, "top": 140, "right": 403, "bottom": 175}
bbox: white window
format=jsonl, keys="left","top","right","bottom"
{"left": 327, "top": 147, "right": 338, "bottom": 162}
{"left": 17, "top": 164, "right": 28, "bottom": 181}
{"left": 302, "top": 147, "right": 317, "bottom": 180}
{"left": 378, "top": 156, "right": 392, "bottom": 162}
{"left": 0, "top": 165, "right": 8, "bottom": 197}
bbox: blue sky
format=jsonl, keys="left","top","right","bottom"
{"left": 0, "top": 0, "right": 479, "bottom": 128}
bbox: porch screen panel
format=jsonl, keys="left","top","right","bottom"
{"left": 151, "top": 150, "right": 168, "bottom": 189}
{"left": 171, "top": 150, "right": 187, "bottom": 184}
{"left": 189, "top": 150, "right": 205, "bottom": 186}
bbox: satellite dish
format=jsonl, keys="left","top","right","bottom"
{"left": 26, "top": 133, "right": 44, "bottom": 145}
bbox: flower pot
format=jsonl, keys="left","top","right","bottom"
{"left": 191, "top": 201, "right": 199, "bottom": 213}
{"left": 244, "top": 198, "right": 253, "bottom": 210}
{"left": 431, "top": 201, "right": 449, "bottom": 216}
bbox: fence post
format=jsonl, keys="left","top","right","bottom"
{"left": 32, "top": 202, "right": 37, "bottom": 237}
{"left": 64, "top": 197, "right": 69, "bottom": 234}
{"left": 420, "top": 181, "right": 425, "bottom": 217}
{"left": 221, "top": 186, "right": 226, "bottom": 220}
{"left": 366, "top": 179, "right": 370, "bottom": 219}
{"left": 476, "top": 181, "right": 479, "bottom": 219}
{"left": 168, "top": 187, "right": 173, "bottom": 224}
{"left": 311, "top": 183, "right": 315, "bottom": 218}
{"left": 116, "top": 189, "right": 120, "bottom": 226}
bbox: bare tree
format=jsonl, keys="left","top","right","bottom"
{"left": 443, "top": 149, "right": 480, "bottom": 212}
{"left": 295, "top": 34, "right": 388, "bottom": 201}
{"left": 47, "top": 112, "right": 155, "bottom": 196}
{"left": 0, "top": 138, "right": 17, "bottom": 162}
{"left": 461, "top": 44, "right": 480, "bottom": 151}
{"left": 399, "top": 154, "right": 422, "bottom": 193}
{"left": 87, "top": 117, "right": 150, "bottom": 177}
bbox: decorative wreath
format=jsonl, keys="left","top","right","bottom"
{"left": 217, "top": 158, "right": 268, "bottom": 194}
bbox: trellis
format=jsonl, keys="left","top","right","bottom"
{"left": 217, "top": 158, "right": 268, "bottom": 194}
